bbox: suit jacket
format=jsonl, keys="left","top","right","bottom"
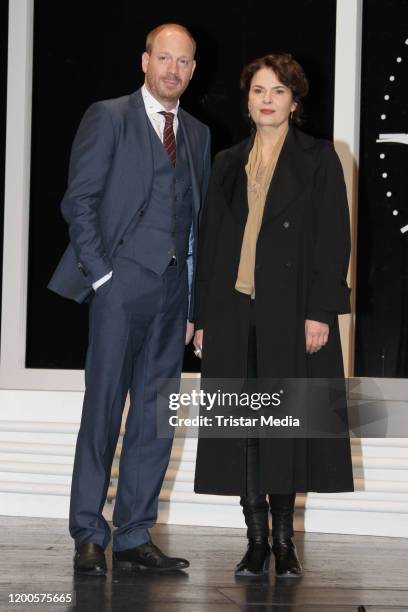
{"left": 48, "top": 88, "right": 211, "bottom": 319}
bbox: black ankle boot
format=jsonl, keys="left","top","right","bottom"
{"left": 272, "top": 537, "right": 302, "bottom": 578}
{"left": 237, "top": 437, "right": 271, "bottom": 576}
{"left": 235, "top": 536, "right": 271, "bottom": 576}
{"left": 237, "top": 490, "right": 270, "bottom": 576}
{"left": 270, "top": 493, "right": 302, "bottom": 578}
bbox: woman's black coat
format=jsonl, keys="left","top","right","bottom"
{"left": 193, "top": 126, "right": 354, "bottom": 495}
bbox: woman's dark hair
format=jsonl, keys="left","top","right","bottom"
{"left": 240, "top": 53, "right": 309, "bottom": 126}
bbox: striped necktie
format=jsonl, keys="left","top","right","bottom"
{"left": 159, "top": 111, "right": 177, "bottom": 166}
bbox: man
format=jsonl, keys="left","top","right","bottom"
{"left": 48, "top": 23, "right": 211, "bottom": 575}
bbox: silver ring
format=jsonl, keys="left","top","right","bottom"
{"left": 194, "top": 348, "right": 202, "bottom": 357}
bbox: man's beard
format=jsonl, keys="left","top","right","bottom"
{"left": 147, "top": 74, "right": 184, "bottom": 102}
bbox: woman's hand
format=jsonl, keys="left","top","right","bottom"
{"left": 193, "top": 329, "right": 204, "bottom": 359}
{"left": 305, "top": 320, "right": 329, "bottom": 354}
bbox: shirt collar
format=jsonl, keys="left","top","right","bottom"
{"left": 142, "top": 84, "right": 179, "bottom": 117}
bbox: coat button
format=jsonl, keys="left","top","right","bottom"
{"left": 283, "top": 221, "right": 290, "bottom": 228}
{"left": 118, "top": 239, "right": 124, "bottom": 245}
{"left": 139, "top": 210, "right": 144, "bottom": 217}
{"left": 285, "top": 261, "right": 292, "bottom": 269}
{"left": 255, "top": 263, "right": 261, "bottom": 270}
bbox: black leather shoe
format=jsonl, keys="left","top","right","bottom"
{"left": 73, "top": 543, "right": 107, "bottom": 576}
{"left": 235, "top": 537, "right": 271, "bottom": 576}
{"left": 112, "top": 540, "right": 189, "bottom": 571}
{"left": 272, "top": 538, "right": 302, "bottom": 578}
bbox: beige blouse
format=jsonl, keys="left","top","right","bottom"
{"left": 235, "top": 128, "right": 288, "bottom": 298}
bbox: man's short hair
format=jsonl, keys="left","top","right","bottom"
{"left": 146, "top": 23, "right": 196, "bottom": 57}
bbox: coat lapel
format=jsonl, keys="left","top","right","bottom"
{"left": 223, "top": 127, "right": 316, "bottom": 227}
{"left": 261, "top": 127, "right": 315, "bottom": 225}
{"left": 129, "top": 89, "right": 154, "bottom": 202}
{"left": 223, "top": 135, "right": 253, "bottom": 225}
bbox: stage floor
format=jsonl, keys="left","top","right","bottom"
{"left": 0, "top": 517, "right": 407, "bottom": 611}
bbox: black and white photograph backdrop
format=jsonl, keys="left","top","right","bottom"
{"left": 27, "top": 0, "right": 337, "bottom": 371}
{"left": 356, "top": 0, "right": 408, "bottom": 378}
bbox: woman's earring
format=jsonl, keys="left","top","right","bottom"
{"left": 290, "top": 111, "right": 294, "bottom": 121}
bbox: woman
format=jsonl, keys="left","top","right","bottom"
{"left": 192, "top": 53, "right": 354, "bottom": 578}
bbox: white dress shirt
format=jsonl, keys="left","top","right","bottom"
{"left": 93, "top": 85, "right": 179, "bottom": 291}
{"left": 141, "top": 83, "right": 179, "bottom": 140}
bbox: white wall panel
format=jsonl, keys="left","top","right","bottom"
{"left": 0, "top": 390, "right": 407, "bottom": 537}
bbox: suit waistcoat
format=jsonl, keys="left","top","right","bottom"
{"left": 115, "top": 120, "right": 193, "bottom": 275}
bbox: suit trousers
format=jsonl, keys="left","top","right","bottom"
{"left": 69, "top": 255, "right": 188, "bottom": 551}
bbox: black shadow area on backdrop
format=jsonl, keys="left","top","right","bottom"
{"left": 26, "top": 0, "right": 336, "bottom": 370}
{"left": 355, "top": 0, "right": 408, "bottom": 377}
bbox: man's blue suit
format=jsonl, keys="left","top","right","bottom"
{"left": 48, "top": 88, "right": 210, "bottom": 551}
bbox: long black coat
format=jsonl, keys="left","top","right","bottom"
{"left": 193, "top": 126, "right": 354, "bottom": 495}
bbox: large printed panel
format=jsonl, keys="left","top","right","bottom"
{"left": 355, "top": 0, "right": 408, "bottom": 377}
